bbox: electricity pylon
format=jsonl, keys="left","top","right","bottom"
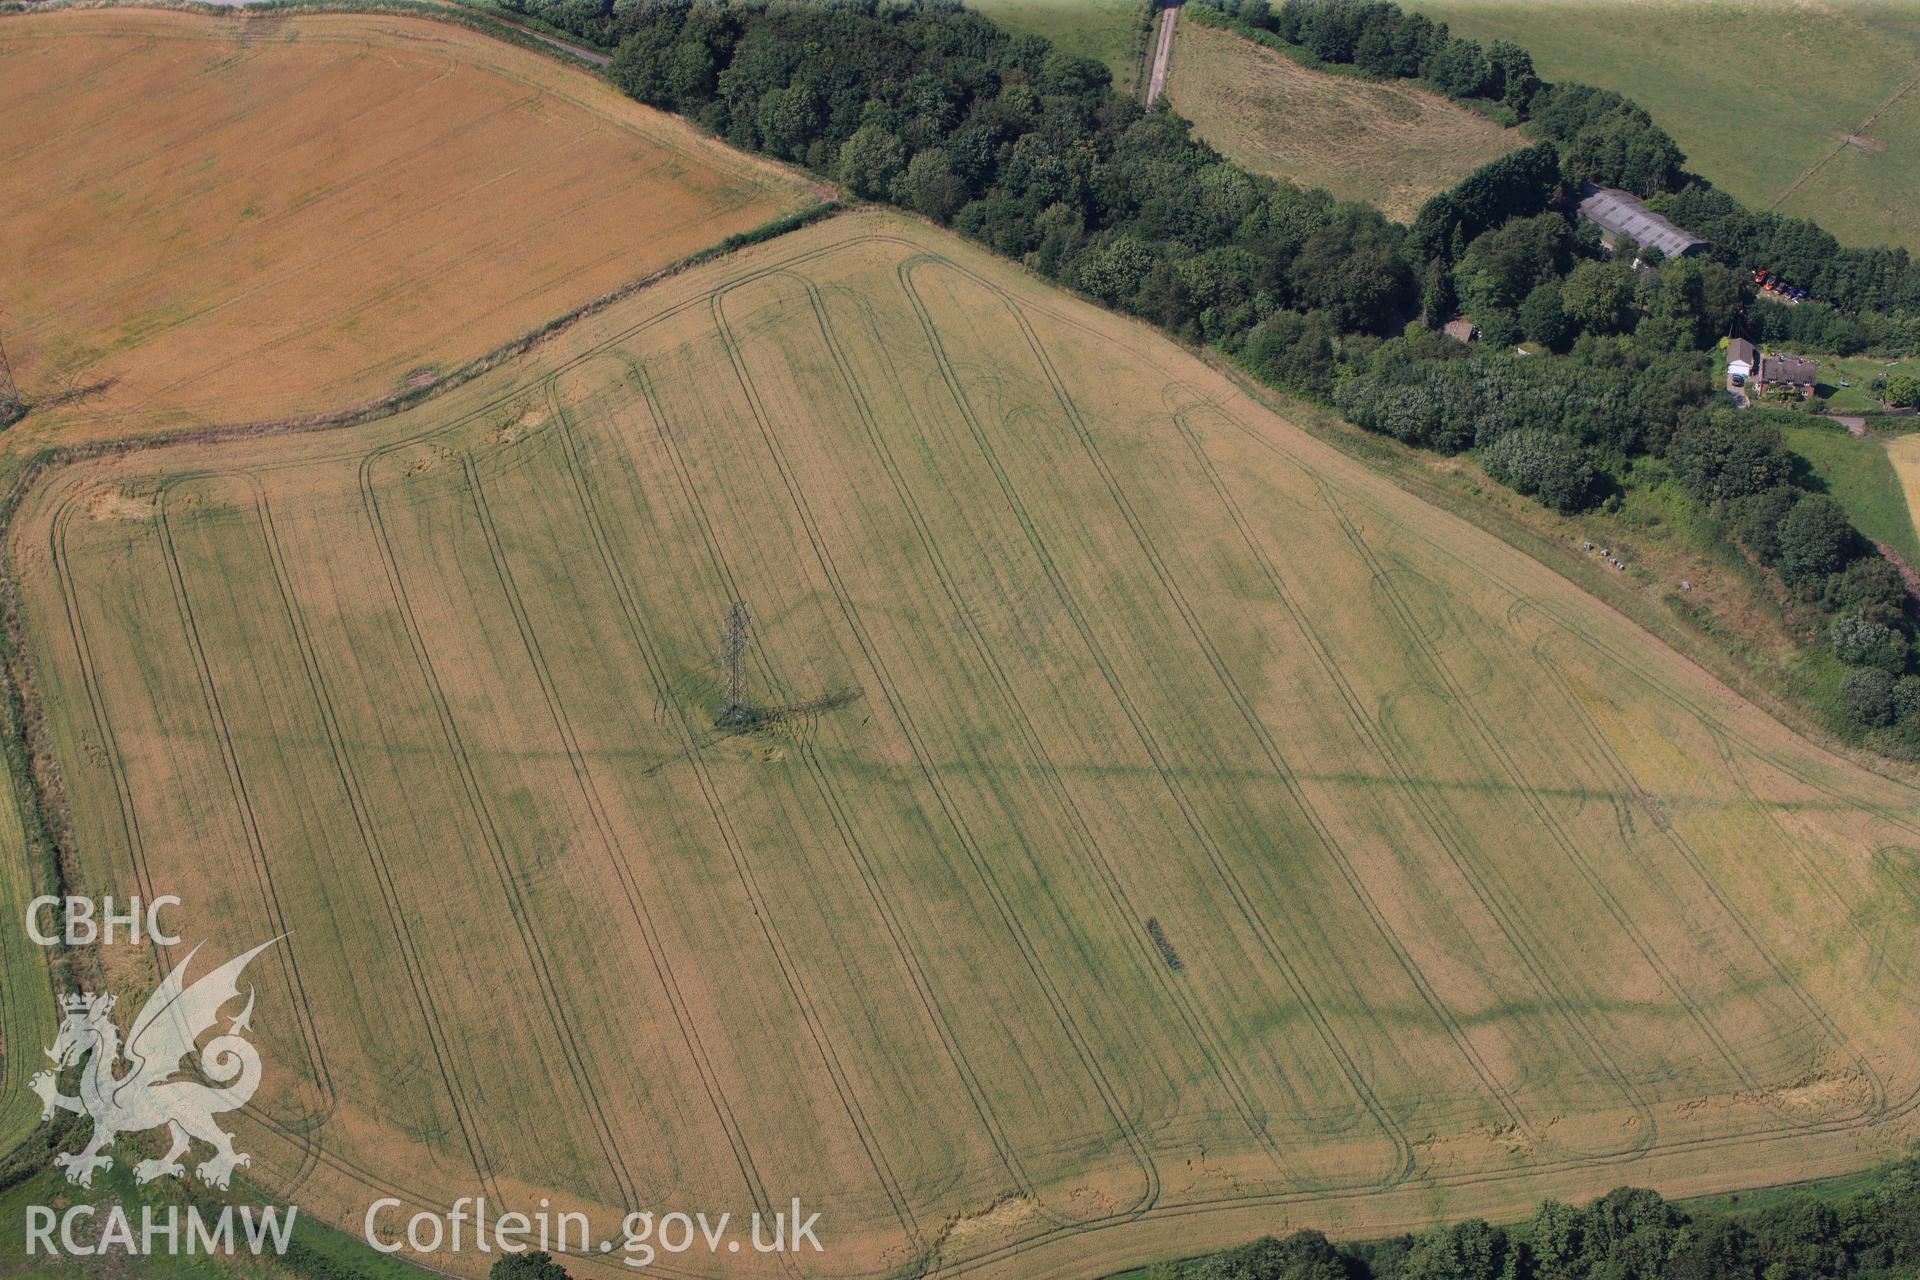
{"left": 719, "top": 600, "right": 755, "bottom": 726}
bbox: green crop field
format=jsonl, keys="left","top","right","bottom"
{"left": 7, "top": 213, "right": 1920, "bottom": 1278}
{"left": 1410, "top": 0, "right": 1920, "bottom": 252}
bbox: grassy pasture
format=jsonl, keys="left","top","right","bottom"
{"left": 8, "top": 213, "right": 1920, "bottom": 1277}
{"left": 1165, "top": 21, "right": 1523, "bottom": 222}
{"left": 1409, "top": 0, "right": 1920, "bottom": 251}
{"left": 0, "top": 9, "right": 816, "bottom": 442}
{"left": 1783, "top": 425, "right": 1920, "bottom": 565}
{"left": 971, "top": 0, "right": 1147, "bottom": 93}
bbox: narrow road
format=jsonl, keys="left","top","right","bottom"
{"left": 1145, "top": 4, "right": 1178, "bottom": 106}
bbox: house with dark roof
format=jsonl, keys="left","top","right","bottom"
{"left": 1726, "top": 338, "right": 1755, "bottom": 381}
{"left": 1577, "top": 185, "right": 1708, "bottom": 260}
{"left": 1756, "top": 351, "right": 1818, "bottom": 398}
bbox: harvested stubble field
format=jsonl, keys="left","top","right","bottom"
{"left": 1165, "top": 21, "right": 1521, "bottom": 223}
{"left": 9, "top": 213, "right": 1920, "bottom": 1277}
{"left": 0, "top": 9, "right": 816, "bottom": 441}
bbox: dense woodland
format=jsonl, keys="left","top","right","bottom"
{"left": 1180, "top": 1158, "right": 1920, "bottom": 1280}
{"left": 491, "top": 0, "right": 1920, "bottom": 748}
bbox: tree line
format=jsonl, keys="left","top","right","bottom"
{"left": 1668, "top": 408, "right": 1920, "bottom": 743}
{"left": 1177, "top": 1157, "right": 1920, "bottom": 1280}
{"left": 1194, "top": 0, "right": 1920, "bottom": 334}
{"left": 590, "top": 0, "right": 1418, "bottom": 333}
{"left": 493, "top": 0, "right": 1913, "bottom": 368}
{"left": 493, "top": 0, "right": 1918, "bottom": 749}
{"left": 481, "top": 1159, "right": 1920, "bottom": 1280}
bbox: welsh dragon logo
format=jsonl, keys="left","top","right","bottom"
{"left": 32, "top": 938, "right": 278, "bottom": 1190}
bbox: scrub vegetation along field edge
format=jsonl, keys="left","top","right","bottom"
{"left": 9, "top": 213, "right": 1917, "bottom": 1278}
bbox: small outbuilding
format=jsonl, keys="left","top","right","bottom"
{"left": 1442, "top": 316, "right": 1479, "bottom": 343}
{"left": 1577, "top": 184, "right": 1709, "bottom": 260}
{"left": 1727, "top": 338, "right": 1755, "bottom": 381}
{"left": 1756, "top": 351, "right": 1818, "bottom": 398}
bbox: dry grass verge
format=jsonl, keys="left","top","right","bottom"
{"left": 1166, "top": 19, "right": 1521, "bottom": 222}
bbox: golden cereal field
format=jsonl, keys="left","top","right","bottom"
{"left": 0, "top": 9, "right": 818, "bottom": 440}
{"left": 8, "top": 213, "right": 1917, "bottom": 1276}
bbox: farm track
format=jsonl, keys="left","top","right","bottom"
{"left": 464, "top": 444, "right": 913, "bottom": 1266}
{"left": 709, "top": 280, "right": 1164, "bottom": 1222}
{"left": 1318, "top": 481, "right": 1774, "bottom": 1094}
{"left": 357, "top": 446, "right": 642, "bottom": 1215}
{"left": 11, "top": 221, "right": 1918, "bottom": 1277}
{"left": 783, "top": 272, "right": 1315, "bottom": 1188}
{"left": 244, "top": 473, "right": 500, "bottom": 1200}
{"left": 971, "top": 268, "right": 1581, "bottom": 1149}
{"left": 597, "top": 349, "right": 1055, "bottom": 1227}
{"left": 896, "top": 256, "right": 1413, "bottom": 1187}
{"left": 549, "top": 370, "right": 938, "bottom": 1262}
{"left": 1161, "top": 402, "right": 1660, "bottom": 1160}
{"left": 1145, "top": 4, "right": 1177, "bottom": 106}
